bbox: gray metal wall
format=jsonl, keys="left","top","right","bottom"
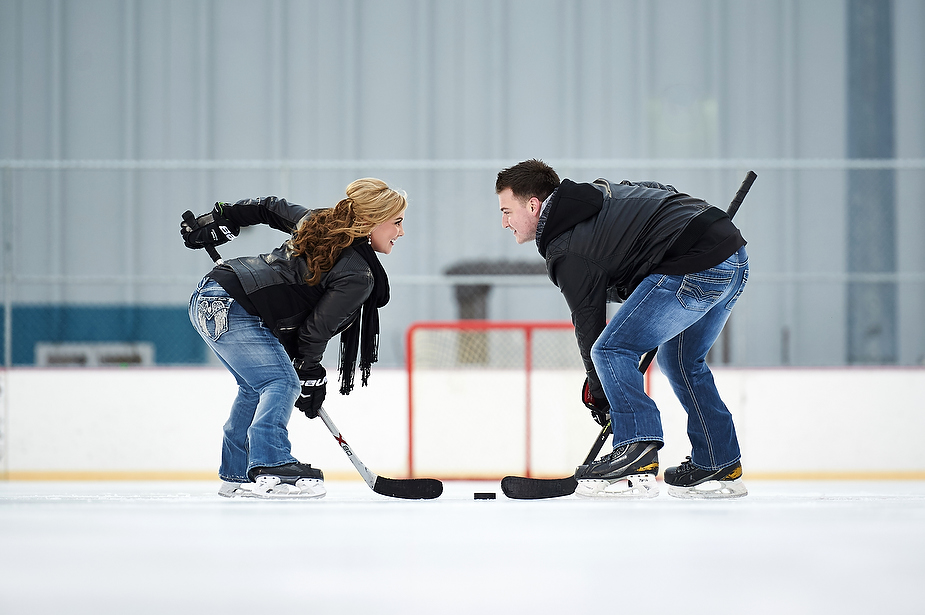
{"left": 2, "top": 0, "right": 924, "bottom": 367}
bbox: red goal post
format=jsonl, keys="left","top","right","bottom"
{"left": 405, "top": 320, "right": 655, "bottom": 479}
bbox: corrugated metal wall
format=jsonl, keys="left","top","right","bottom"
{"left": 1, "top": 0, "right": 924, "bottom": 367}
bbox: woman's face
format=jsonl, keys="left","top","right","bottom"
{"left": 369, "top": 213, "right": 405, "bottom": 255}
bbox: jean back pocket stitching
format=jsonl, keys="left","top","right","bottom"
{"left": 197, "top": 297, "right": 235, "bottom": 341}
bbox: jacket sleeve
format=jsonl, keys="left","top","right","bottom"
{"left": 548, "top": 252, "right": 610, "bottom": 399}
{"left": 295, "top": 251, "right": 374, "bottom": 366}
{"left": 218, "top": 197, "right": 310, "bottom": 234}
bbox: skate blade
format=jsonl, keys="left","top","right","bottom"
{"left": 667, "top": 478, "right": 747, "bottom": 500}
{"left": 575, "top": 474, "right": 659, "bottom": 499}
{"left": 252, "top": 476, "right": 326, "bottom": 499}
{"left": 218, "top": 481, "right": 260, "bottom": 498}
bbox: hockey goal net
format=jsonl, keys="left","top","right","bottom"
{"left": 406, "top": 321, "right": 611, "bottom": 479}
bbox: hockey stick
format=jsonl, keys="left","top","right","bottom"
{"left": 183, "top": 210, "right": 443, "bottom": 499}
{"left": 317, "top": 407, "right": 443, "bottom": 499}
{"left": 500, "top": 171, "right": 757, "bottom": 500}
{"left": 637, "top": 170, "right": 757, "bottom": 373}
{"left": 501, "top": 421, "right": 612, "bottom": 499}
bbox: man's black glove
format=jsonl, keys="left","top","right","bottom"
{"left": 582, "top": 377, "right": 610, "bottom": 426}
{"left": 180, "top": 203, "right": 240, "bottom": 249}
{"left": 293, "top": 363, "right": 326, "bottom": 419}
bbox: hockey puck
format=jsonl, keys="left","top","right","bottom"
{"left": 474, "top": 492, "right": 496, "bottom": 500}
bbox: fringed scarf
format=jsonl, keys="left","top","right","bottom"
{"left": 337, "top": 236, "right": 390, "bottom": 394}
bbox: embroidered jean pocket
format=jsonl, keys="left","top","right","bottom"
{"left": 676, "top": 267, "right": 734, "bottom": 312}
{"left": 197, "top": 297, "right": 235, "bottom": 341}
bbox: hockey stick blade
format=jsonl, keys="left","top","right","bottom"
{"left": 317, "top": 407, "right": 443, "bottom": 500}
{"left": 501, "top": 475, "right": 577, "bottom": 500}
{"left": 501, "top": 422, "right": 613, "bottom": 500}
{"left": 374, "top": 476, "right": 443, "bottom": 500}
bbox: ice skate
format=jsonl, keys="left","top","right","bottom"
{"left": 664, "top": 456, "right": 747, "bottom": 499}
{"left": 247, "top": 462, "right": 326, "bottom": 499}
{"left": 574, "top": 441, "right": 660, "bottom": 499}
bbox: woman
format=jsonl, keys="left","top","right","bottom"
{"left": 183, "top": 178, "right": 407, "bottom": 499}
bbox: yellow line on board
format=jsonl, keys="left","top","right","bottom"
{"left": 4, "top": 471, "right": 218, "bottom": 481}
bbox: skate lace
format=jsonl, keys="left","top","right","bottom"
{"left": 602, "top": 445, "right": 629, "bottom": 461}
{"left": 676, "top": 456, "right": 696, "bottom": 472}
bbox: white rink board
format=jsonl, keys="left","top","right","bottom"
{"left": 527, "top": 371, "right": 607, "bottom": 475}
{"left": 410, "top": 369, "right": 601, "bottom": 477}
{"left": 0, "top": 368, "right": 411, "bottom": 479}
{"left": 650, "top": 367, "right": 925, "bottom": 475}
{"left": 411, "top": 371, "right": 526, "bottom": 477}
{"left": 2, "top": 366, "right": 925, "bottom": 478}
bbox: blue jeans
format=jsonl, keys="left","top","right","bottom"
{"left": 591, "top": 246, "right": 748, "bottom": 470}
{"left": 189, "top": 277, "right": 300, "bottom": 482}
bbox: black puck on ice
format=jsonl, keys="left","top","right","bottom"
{"left": 474, "top": 492, "right": 496, "bottom": 500}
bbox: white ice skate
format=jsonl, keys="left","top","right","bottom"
{"left": 575, "top": 473, "right": 659, "bottom": 498}
{"left": 252, "top": 475, "right": 326, "bottom": 499}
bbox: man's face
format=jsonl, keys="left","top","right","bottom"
{"left": 499, "top": 188, "right": 541, "bottom": 245}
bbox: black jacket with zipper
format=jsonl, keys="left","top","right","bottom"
{"left": 206, "top": 196, "right": 373, "bottom": 369}
{"left": 537, "top": 179, "right": 745, "bottom": 397}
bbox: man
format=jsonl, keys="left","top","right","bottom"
{"left": 496, "top": 159, "right": 748, "bottom": 499}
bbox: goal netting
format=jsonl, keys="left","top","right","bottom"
{"left": 405, "top": 321, "right": 606, "bottom": 479}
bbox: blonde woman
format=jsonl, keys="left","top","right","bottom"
{"left": 183, "top": 179, "right": 407, "bottom": 499}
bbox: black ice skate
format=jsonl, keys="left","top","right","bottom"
{"left": 574, "top": 441, "right": 660, "bottom": 498}
{"left": 244, "top": 462, "right": 326, "bottom": 499}
{"left": 664, "top": 456, "right": 747, "bottom": 499}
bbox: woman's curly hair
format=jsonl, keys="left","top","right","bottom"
{"left": 288, "top": 178, "right": 407, "bottom": 285}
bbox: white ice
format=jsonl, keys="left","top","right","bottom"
{"left": 2, "top": 479, "right": 924, "bottom": 615}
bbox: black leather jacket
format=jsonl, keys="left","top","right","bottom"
{"left": 538, "top": 179, "right": 743, "bottom": 397}
{"left": 208, "top": 197, "right": 373, "bottom": 368}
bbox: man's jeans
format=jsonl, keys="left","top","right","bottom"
{"left": 591, "top": 246, "right": 749, "bottom": 470}
{"left": 189, "top": 277, "right": 299, "bottom": 482}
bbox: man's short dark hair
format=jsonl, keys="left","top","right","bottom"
{"left": 495, "top": 159, "right": 561, "bottom": 202}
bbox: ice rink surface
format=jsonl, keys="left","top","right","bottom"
{"left": 2, "top": 479, "right": 924, "bottom": 615}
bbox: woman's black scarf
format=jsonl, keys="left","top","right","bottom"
{"left": 338, "top": 236, "right": 390, "bottom": 394}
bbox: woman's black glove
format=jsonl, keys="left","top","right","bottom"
{"left": 180, "top": 202, "right": 240, "bottom": 249}
{"left": 293, "top": 363, "right": 326, "bottom": 419}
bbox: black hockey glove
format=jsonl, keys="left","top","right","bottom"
{"left": 180, "top": 203, "right": 240, "bottom": 250}
{"left": 582, "top": 377, "right": 610, "bottom": 426}
{"left": 293, "top": 363, "right": 326, "bottom": 419}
